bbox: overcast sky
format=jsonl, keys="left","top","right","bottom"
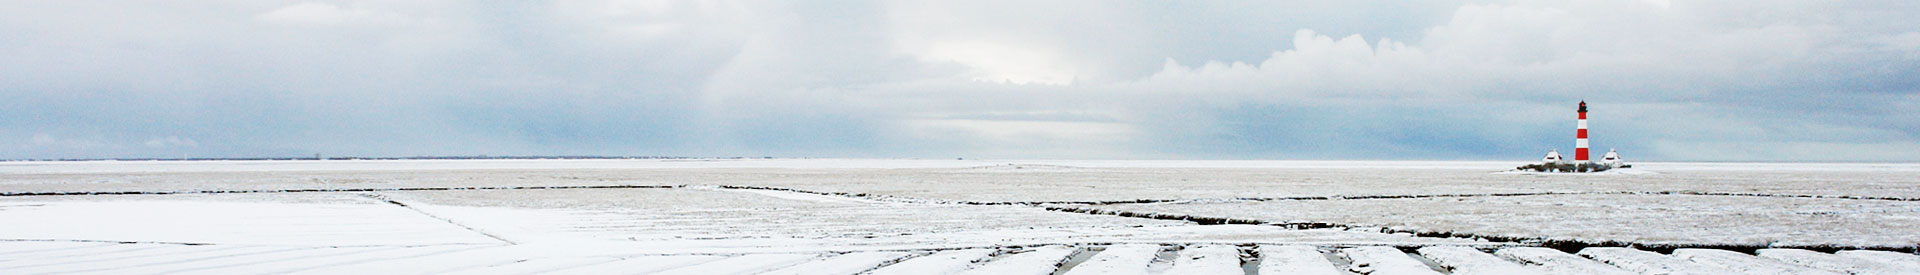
{"left": 4, "top": 0, "right": 1918, "bottom": 161}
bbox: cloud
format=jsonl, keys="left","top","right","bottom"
{"left": 143, "top": 136, "right": 199, "bottom": 149}
{"left": 256, "top": 2, "right": 409, "bottom": 26}
{"left": 2, "top": 0, "right": 1916, "bottom": 161}
{"left": 1106, "top": 1, "right": 1920, "bottom": 160}
{"left": 29, "top": 134, "right": 109, "bottom": 150}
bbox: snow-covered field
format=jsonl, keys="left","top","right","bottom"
{"left": 3, "top": 159, "right": 1918, "bottom": 274}
{"left": 1069, "top": 193, "right": 1920, "bottom": 248}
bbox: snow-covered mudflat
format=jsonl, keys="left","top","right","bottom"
{"left": 1067, "top": 193, "right": 1920, "bottom": 248}
{"left": 8, "top": 159, "right": 1919, "bottom": 201}
{"left": 3, "top": 159, "right": 1918, "bottom": 274}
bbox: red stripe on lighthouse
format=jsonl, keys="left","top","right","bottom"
{"left": 1576, "top": 101, "right": 1590, "bottom": 161}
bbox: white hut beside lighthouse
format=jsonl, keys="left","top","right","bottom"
{"left": 1518, "top": 101, "right": 1631, "bottom": 172}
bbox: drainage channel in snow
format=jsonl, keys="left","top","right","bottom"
{"left": 5, "top": 241, "right": 1920, "bottom": 275}
{"left": 1341, "top": 246, "right": 1444, "bottom": 275}
{"left": 1577, "top": 247, "right": 1721, "bottom": 275}
{"left": 864, "top": 249, "right": 996, "bottom": 275}
{"left": 1418, "top": 246, "right": 1535, "bottom": 275}
{"left": 1059, "top": 244, "right": 1161, "bottom": 275}
{"left": 961, "top": 246, "right": 1076, "bottom": 275}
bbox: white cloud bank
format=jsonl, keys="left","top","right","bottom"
{"left": 1, "top": 0, "right": 1916, "bottom": 161}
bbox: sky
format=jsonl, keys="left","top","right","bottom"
{"left": 3, "top": 0, "right": 1919, "bottom": 161}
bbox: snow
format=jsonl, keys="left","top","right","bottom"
{"left": 1257, "top": 245, "right": 1345, "bottom": 275}
{"left": 375, "top": 189, "right": 1486, "bottom": 252}
{"left": 132, "top": 246, "right": 388, "bottom": 274}
{"left": 1415, "top": 246, "right": 1537, "bottom": 275}
{"left": 1341, "top": 246, "right": 1443, "bottom": 275}
{"left": 1163, "top": 244, "right": 1242, "bottom": 274}
{"left": 1494, "top": 168, "right": 1658, "bottom": 176}
{"left": 1061, "top": 244, "right": 1160, "bottom": 275}
{"left": 285, "top": 245, "right": 551, "bottom": 274}
{"left": 1757, "top": 248, "right": 1915, "bottom": 275}
{"left": 0, "top": 241, "right": 107, "bottom": 255}
{"left": 178, "top": 245, "right": 490, "bottom": 274}
{"left": 0, "top": 200, "right": 502, "bottom": 246}
{"left": 864, "top": 249, "right": 995, "bottom": 275}
{"left": 726, "top": 187, "right": 869, "bottom": 205}
{"left": 432, "top": 257, "right": 619, "bottom": 275}
{"left": 542, "top": 255, "right": 725, "bottom": 274}
{"left": 959, "top": 246, "right": 1075, "bottom": 275}
{"left": 1082, "top": 193, "right": 1920, "bottom": 248}
{"left": 1496, "top": 247, "right": 1638, "bottom": 275}
{"left": 14, "top": 159, "right": 1920, "bottom": 205}
{"left": 3, "top": 240, "right": 1918, "bottom": 275}
{"left": 1669, "top": 248, "right": 1844, "bottom": 275}
{"left": 1836, "top": 250, "right": 1920, "bottom": 270}
{"left": 0, "top": 243, "right": 473, "bottom": 275}
{"left": 2, "top": 243, "right": 177, "bottom": 262}
{"left": 1576, "top": 247, "right": 1719, "bottom": 275}
{"left": 3, "top": 245, "right": 283, "bottom": 274}
{"left": 4, "top": 159, "right": 1920, "bottom": 274}
{"left": 763, "top": 251, "right": 916, "bottom": 275}
{"left": 649, "top": 253, "right": 820, "bottom": 275}
{"left": 385, "top": 187, "right": 1188, "bottom": 244}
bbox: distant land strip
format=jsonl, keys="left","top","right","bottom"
{"left": 0, "top": 184, "right": 682, "bottom": 197}
{"left": 0, "top": 156, "right": 775, "bottom": 162}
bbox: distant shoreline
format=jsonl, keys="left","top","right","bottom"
{"left": 2, "top": 157, "right": 1913, "bottom": 165}
{"left": 0, "top": 156, "right": 771, "bottom": 162}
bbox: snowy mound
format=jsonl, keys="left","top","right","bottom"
{"left": 1494, "top": 168, "right": 1657, "bottom": 176}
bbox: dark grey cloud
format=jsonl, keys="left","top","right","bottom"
{"left": 3, "top": 0, "right": 1917, "bottom": 161}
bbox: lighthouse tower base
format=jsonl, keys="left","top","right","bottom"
{"left": 1516, "top": 149, "right": 1631, "bottom": 173}
{"left": 1515, "top": 162, "right": 1630, "bottom": 173}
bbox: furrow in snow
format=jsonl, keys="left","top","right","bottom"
{"left": 0, "top": 241, "right": 111, "bottom": 256}
{"left": 1576, "top": 247, "right": 1719, "bottom": 275}
{"left": 865, "top": 249, "right": 997, "bottom": 275}
{"left": 761, "top": 251, "right": 915, "bottom": 275}
{"left": 536, "top": 255, "right": 724, "bottom": 274}
{"left": 1495, "top": 247, "right": 1637, "bottom": 275}
{"left": 959, "top": 246, "right": 1076, "bottom": 275}
{"left": 1669, "top": 248, "right": 1843, "bottom": 275}
{"left": 1061, "top": 244, "right": 1161, "bottom": 275}
{"left": 184, "top": 245, "right": 487, "bottom": 274}
{"left": 0, "top": 243, "right": 175, "bottom": 264}
{"left": 284, "top": 245, "right": 529, "bottom": 275}
{"left": 130, "top": 246, "right": 385, "bottom": 275}
{"left": 650, "top": 253, "right": 820, "bottom": 275}
{"left": 1256, "top": 245, "right": 1343, "bottom": 275}
{"left": 1414, "top": 246, "right": 1537, "bottom": 275}
{"left": 0, "top": 244, "right": 225, "bottom": 269}
{"left": 450, "top": 257, "right": 622, "bottom": 275}
{"left": 8, "top": 245, "right": 294, "bottom": 274}
{"left": 1164, "top": 245, "right": 1242, "bottom": 274}
{"left": 1757, "top": 249, "right": 1907, "bottom": 275}
{"left": 1342, "top": 246, "right": 1442, "bottom": 275}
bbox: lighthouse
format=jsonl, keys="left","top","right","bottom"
{"left": 1576, "top": 101, "right": 1589, "bottom": 162}
{"left": 1517, "top": 101, "right": 1630, "bottom": 172}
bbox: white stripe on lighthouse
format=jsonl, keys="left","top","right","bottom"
{"left": 1576, "top": 101, "right": 1591, "bottom": 162}
{"left": 1574, "top": 117, "right": 1589, "bottom": 159}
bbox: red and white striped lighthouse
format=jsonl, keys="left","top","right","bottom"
{"left": 1575, "top": 101, "right": 1590, "bottom": 162}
